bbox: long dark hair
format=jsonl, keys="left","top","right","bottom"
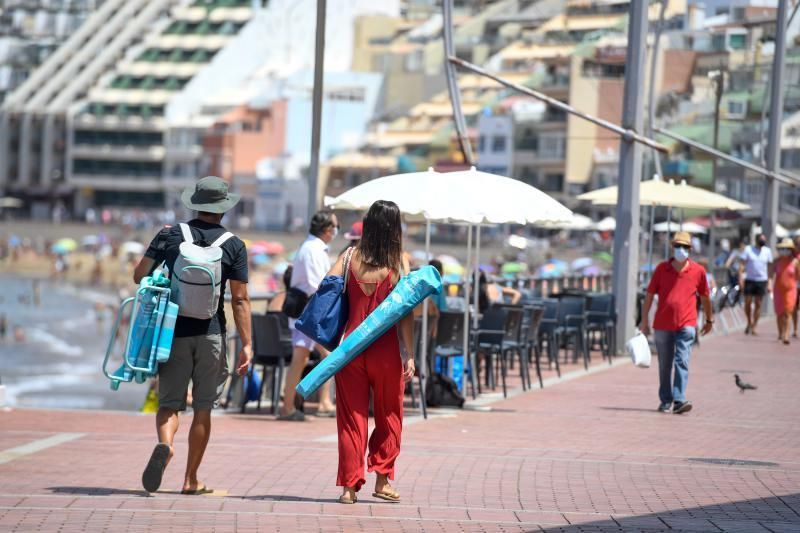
{"left": 358, "top": 200, "right": 402, "bottom": 270}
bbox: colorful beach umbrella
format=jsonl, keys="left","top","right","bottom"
{"left": 54, "top": 238, "right": 78, "bottom": 252}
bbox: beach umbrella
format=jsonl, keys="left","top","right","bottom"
{"left": 120, "top": 241, "right": 145, "bottom": 255}
{"left": 54, "top": 238, "right": 78, "bottom": 252}
{"left": 539, "top": 213, "right": 595, "bottom": 231}
{"left": 252, "top": 254, "right": 270, "bottom": 266}
{"left": 595, "top": 217, "right": 616, "bottom": 232}
{"left": 437, "top": 254, "right": 460, "bottom": 265}
{"left": 249, "top": 243, "right": 269, "bottom": 255}
{"left": 272, "top": 261, "right": 290, "bottom": 276}
{"left": 577, "top": 176, "right": 750, "bottom": 210}
{"left": 51, "top": 243, "right": 70, "bottom": 254}
{"left": 443, "top": 263, "right": 464, "bottom": 276}
{"left": 81, "top": 235, "right": 100, "bottom": 247}
{"left": 571, "top": 257, "right": 594, "bottom": 271}
{"left": 411, "top": 250, "right": 432, "bottom": 262}
{"left": 593, "top": 251, "right": 613, "bottom": 264}
{"left": 264, "top": 242, "right": 285, "bottom": 255}
{"left": 501, "top": 262, "right": 526, "bottom": 275}
{"left": 652, "top": 221, "right": 707, "bottom": 234}
{"left": 754, "top": 224, "right": 789, "bottom": 238}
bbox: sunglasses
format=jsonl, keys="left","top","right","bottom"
{"left": 673, "top": 244, "right": 690, "bottom": 250}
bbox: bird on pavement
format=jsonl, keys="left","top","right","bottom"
{"left": 734, "top": 374, "right": 757, "bottom": 392}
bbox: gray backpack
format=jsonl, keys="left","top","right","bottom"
{"left": 171, "top": 223, "right": 234, "bottom": 320}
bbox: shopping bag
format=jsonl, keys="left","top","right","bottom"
{"left": 626, "top": 331, "right": 651, "bottom": 368}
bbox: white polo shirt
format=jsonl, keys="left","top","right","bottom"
{"left": 290, "top": 234, "right": 331, "bottom": 297}
{"left": 742, "top": 245, "right": 773, "bottom": 282}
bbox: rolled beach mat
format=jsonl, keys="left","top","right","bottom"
{"left": 296, "top": 265, "right": 442, "bottom": 399}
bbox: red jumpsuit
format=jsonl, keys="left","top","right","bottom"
{"left": 335, "top": 266, "right": 404, "bottom": 491}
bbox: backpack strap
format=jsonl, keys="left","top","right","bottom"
{"left": 179, "top": 223, "right": 194, "bottom": 244}
{"left": 211, "top": 232, "right": 234, "bottom": 248}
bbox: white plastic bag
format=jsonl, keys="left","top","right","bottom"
{"left": 626, "top": 331, "right": 652, "bottom": 368}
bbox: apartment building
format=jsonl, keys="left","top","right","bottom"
{"left": 0, "top": 0, "right": 104, "bottom": 103}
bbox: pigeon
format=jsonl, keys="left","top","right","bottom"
{"left": 734, "top": 374, "right": 757, "bottom": 392}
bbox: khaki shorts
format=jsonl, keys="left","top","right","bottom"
{"left": 158, "top": 334, "right": 228, "bottom": 411}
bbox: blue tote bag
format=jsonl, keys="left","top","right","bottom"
{"left": 295, "top": 247, "right": 354, "bottom": 351}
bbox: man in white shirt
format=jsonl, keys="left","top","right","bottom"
{"left": 279, "top": 211, "right": 339, "bottom": 421}
{"left": 740, "top": 234, "right": 774, "bottom": 336}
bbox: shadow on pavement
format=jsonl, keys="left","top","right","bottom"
{"left": 240, "top": 494, "right": 340, "bottom": 504}
{"left": 540, "top": 493, "right": 800, "bottom": 532}
{"left": 48, "top": 486, "right": 148, "bottom": 497}
{"left": 598, "top": 406, "right": 663, "bottom": 413}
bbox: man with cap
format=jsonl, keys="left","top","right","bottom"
{"left": 640, "top": 231, "right": 713, "bottom": 415}
{"left": 133, "top": 176, "right": 252, "bottom": 494}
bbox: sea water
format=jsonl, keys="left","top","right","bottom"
{"left": 0, "top": 275, "right": 144, "bottom": 410}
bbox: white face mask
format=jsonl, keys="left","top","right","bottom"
{"left": 674, "top": 247, "right": 690, "bottom": 262}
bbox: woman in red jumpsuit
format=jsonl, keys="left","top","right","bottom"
{"left": 326, "top": 200, "right": 415, "bottom": 504}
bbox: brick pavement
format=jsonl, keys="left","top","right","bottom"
{"left": 1, "top": 324, "right": 798, "bottom": 532}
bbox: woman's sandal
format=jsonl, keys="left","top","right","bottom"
{"left": 338, "top": 493, "right": 358, "bottom": 504}
{"left": 372, "top": 488, "right": 401, "bottom": 502}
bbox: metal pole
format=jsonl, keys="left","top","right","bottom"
{"left": 307, "top": 0, "right": 326, "bottom": 220}
{"left": 762, "top": 0, "right": 789, "bottom": 249}
{"left": 708, "top": 67, "right": 725, "bottom": 267}
{"left": 473, "top": 224, "right": 481, "bottom": 329}
{"left": 420, "top": 218, "right": 431, "bottom": 419}
{"left": 464, "top": 225, "right": 477, "bottom": 399}
{"left": 442, "top": 0, "right": 474, "bottom": 165}
{"left": 612, "top": 0, "right": 648, "bottom": 350}
{"left": 448, "top": 56, "right": 669, "bottom": 154}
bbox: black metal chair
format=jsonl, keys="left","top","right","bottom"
{"left": 244, "top": 313, "right": 293, "bottom": 414}
{"left": 523, "top": 306, "right": 545, "bottom": 388}
{"left": 585, "top": 293, "right": 615, "bottom": 364}
{"left": 537, "top": 299, "right": 561, "bottom": 378}
{"left": 433, "top": 311, "right": 472, "bottom": 399}
{"left": 496, "top": 305, "right": 528, "bottom": 394}
{"left": 554, "top": 297, "right": 588, "bottom": 370}
{"left": 472, "top": 306, "right": 506, "bottom": 394}
{"left": 409, "top": 317, "right": 428, "bottom": 418}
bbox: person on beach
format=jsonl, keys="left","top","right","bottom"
{"left": 773, "top": 238, "right": 800, "bottom": 345}
{"left": 279, "top": 211, "right": 339, "bottom": 421}
{"left": 132, "top": 176, "right": 252, "bottom": 495}
{"left": 740, "top": 234, "right": 774, "bottom": 336}
{"left": 327, "top": 200, "right": 415, "bottom": 504}
{"left": 640, "top": 232, "right": 713, "bottom": 415}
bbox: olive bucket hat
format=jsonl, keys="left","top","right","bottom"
{"left": 181, "top": 176, "right": 240, "bottom": 214}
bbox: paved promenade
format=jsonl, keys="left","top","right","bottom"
{"left": 1, "top": 324, "right": 798, "bottom": 532}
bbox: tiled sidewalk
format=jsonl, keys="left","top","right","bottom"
{"left": 1, "top": 325, "right": 798, "bottom": 532}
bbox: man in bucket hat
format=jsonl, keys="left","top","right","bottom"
{"left": 133, "top": 176, "right": 252, "bottom": 494}
{"left": 640, "top": 232, "right": 714, "bottom": 415}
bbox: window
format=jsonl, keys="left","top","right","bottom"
{"left": 729, "top": 34, "right": 746, "bottom": 50}
{"left": 543, "top": 173, "right": 564, "bottom": 192}
{"left": 491, "top": 135, "right": 506, "bottom": 153}
{"left": 478, "top": 135, "right": 485, "bottom": 152}
{"left": 726, "top": 100, "right": 747, "bottom": 119}
{"left": 540, "top": 135, "right": 565, "bottom": 159}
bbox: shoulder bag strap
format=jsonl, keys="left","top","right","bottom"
{"left": 179, "top": 223, "right": 193, "bottom": 244}
{"left": 342, "top": 247, "right": 355, "bottom": 292}
{"left": 211, "top": 232, "right": 234, "bottom": 248}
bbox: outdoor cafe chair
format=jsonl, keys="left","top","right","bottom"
{"left": 537, "top": 299, "right": 562, "bottom": 378}
{"left": 496, "top": 304, "right": 530, "bottom": 392}
{"left": 585, "top": 293, "right": 615, "bottom": 364}
{"left": 471, "top": 305, "right": 506, "bottom": 395}
{"left": 245, "top": 313, "right": 293, "bottom": 415}
{"left": 554, "top": 297, "right": 589, "bottom": 371}
{"left": 409, "top": 317, "right": 428, "bottom": 418}
{"left": 523, "top": 306, "right": 545, "bottom": 389}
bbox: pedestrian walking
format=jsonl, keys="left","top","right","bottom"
{"left": 740, "top": 234, "right": 774, "bottom": 336}
{"left": 132, "top": 176, "right": 252, "bottom": 494}
{"left": 327, "top": 200, "right": 415, "bottom": 504}
{"left": 639, "top": 232, "right": 713, "bottom": 415}
{"left": 773, "top": 238, "right": 800, "bottom": 345}
{"left": 279, "top": 211, "right": 339, "bottom": 421}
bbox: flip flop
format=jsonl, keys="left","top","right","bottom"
{"left": 181, "top": 485, "right": 213, "bottom": 495}
{"left": 372, "top": 490, "right": 401, "bottom": 502}
{"left": 277, "top": 410, "right": 306, "bottom": 422}
{"left": 315, "top": 410, "right": 336, "bottom": 418}
{"left": 338, "top": 494, "right": 358, "bottom": 504}
{"left": 142, "top": 443, "right": 171, "bottom": 493}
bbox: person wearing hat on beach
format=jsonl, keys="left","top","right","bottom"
{"left": 773, "top": 238, "right": 800, "bottom": 345}
{"left": 639, "top": 232, "right": 713, "bottom": 415}
{"left": 132, "top": 176, "right": 252, "bottom": 495}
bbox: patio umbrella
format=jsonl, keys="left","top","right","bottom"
{"left": 249, "top": 243, "right": 269, "bottom": 255}
{"left": 571, "top": 257, "right": 594, "bottom": 271}
{"left": 652, "top": 221, "right": 707, "bottom": 234}
{"left": 539, "top": 213, "right": 595, "bottom": 231}
{"left": 577, "top": 176, "right": 750, "bottom": 210}
{"left": 595, "top": 217, "right": 616, "bottom": 232}
{"left": 81, "top": 235, "right": 100, "bottom": 247}
{"left": 327, "top": 167, "right": 572, "bottom": 406}
{"left": 264, "top": 242, "right": 285, "bottom": 255}
{"left": 755, "top": 224, "right": 789, "bottom": 238}
{"left": 501, "top": 262, "right": 526, "bottom": 275}
{"left": 54, "top": 238, "right": 78, "bottom": 252}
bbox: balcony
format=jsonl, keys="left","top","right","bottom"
{"left": 515, "top": 138, "right": 538, "bottom": 151}
{"left": 71, "top": 144, "right": 165, "bottom": 161}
